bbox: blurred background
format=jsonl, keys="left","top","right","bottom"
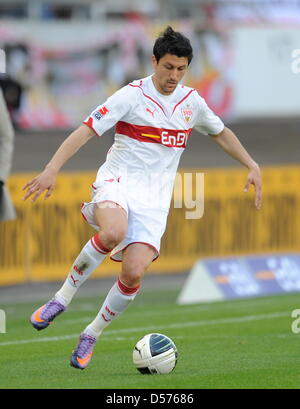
{"left": 0, "top": 0, "right": 299, "bottom": 297}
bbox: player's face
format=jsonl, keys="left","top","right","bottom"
{"left": 152, "top": 54, "right": 189, "bottom": 95}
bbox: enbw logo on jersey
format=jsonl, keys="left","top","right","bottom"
{"left": 161, "top": 131, "right": 189, "bottom": 147}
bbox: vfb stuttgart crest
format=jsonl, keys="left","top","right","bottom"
{"left": 181, "top": 105, "right": 193, "bottom": 123}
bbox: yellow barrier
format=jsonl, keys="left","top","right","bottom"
{"left": 0, "top": 166, "right": 300, "bottom": 285}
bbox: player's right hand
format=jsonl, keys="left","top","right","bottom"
{"left": 22, "top": 168, "right": 57, "bottom": 202}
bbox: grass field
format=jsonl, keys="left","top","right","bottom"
{"left": 0, "top": 287, "right": 300, "bottom": 389}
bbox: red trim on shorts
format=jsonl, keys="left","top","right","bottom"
{"left": 117, "top": 279, "right": 141, "bottom": 296}
{"left": 110, "top": 241, "right": 159, "bottom": 263}
{"left": 80, "top": 203, "right": 88, "bottom": 222}
{"left": 171, "top": 89, "right": 196, "bottom": 115}
{"left": 80, "top": 201, "right": 128, "bottom": 231}
{"left": 83, "top": 118, "right": 100, "bottom": 136}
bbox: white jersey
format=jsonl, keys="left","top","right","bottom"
{"left": 81, "top": 75, "right": 224, "bottom": 261}
{"left": 83, "top": 75, "right": 224, "bottom": 208}
{"left": 84, "top": 75, "right": 224, "bottom": 173}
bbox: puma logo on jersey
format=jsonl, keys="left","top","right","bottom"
{"left": 146, "top": 107, "right": 156, "bottom": 117}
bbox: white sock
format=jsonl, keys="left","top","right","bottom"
{"left": 84, "top": 279, "right": 141, "bottom": 338}
{"left": 55, "top": 234, "right": 110, "bottom": 306}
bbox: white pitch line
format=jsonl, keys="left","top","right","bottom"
{"left": 58, "top": 300, "right": 280, "bottom": 326}
{"left": 0, "top": 311, "right": 289, "bottom": 347}
{"left": 61, "top": 295, "right": 288, "bottom": 324}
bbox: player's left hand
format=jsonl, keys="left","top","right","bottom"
{"left": 244, "top": 165, "right": 262, "bottom": 210}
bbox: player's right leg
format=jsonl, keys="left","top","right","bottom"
{"left": 30, "top": 202, "right": 127, "bottom": 331}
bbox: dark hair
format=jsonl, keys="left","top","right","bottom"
{"left": 153, "top": 26, "right": 193, "bottom": 65}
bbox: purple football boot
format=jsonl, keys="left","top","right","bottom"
{"left": 30, "top": 298, "right": 66, "bottom": 331}
{"left": 70, "top": 333, "right": 97, "bottom": 370}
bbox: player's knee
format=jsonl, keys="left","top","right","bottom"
{"left": 99, "top": 227, "right": 126, "bottom": 249}
{"left": 120, "top": 272, "right": 142, "bottom": 288}
{"left": 121, "top": 261, "right": 147, "bottom": 287}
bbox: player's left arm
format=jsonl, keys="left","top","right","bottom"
{"left": 210, "top": 126, "right": 262, "bottom": 210}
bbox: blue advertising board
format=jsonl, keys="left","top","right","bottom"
{"left": 205, "top": 254, "right": 300, "bottom": 299}
{"left": 177, "top": 254, "right": 300, "bottom": 304}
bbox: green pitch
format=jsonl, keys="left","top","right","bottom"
{"left": 0, "top": 287, "right": 300, "bottom": 389}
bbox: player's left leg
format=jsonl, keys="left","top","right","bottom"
{"left": 70, "top": 243, "right": 155, "bottom": 369}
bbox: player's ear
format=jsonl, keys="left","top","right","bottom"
{"left": 152, "top": 55, "right": 158, "bottom": 68}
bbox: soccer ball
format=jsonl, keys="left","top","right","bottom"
{"left": 132, "top": 333, "right": 178, "bottom": 374}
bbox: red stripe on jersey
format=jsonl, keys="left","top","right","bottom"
{"left": 117, "top": 279, "right": 140, "bottom": 296}
{"left": 83, "top": 117, "right": 100, "bottom": 136}
{"left": 116, "top": 121, "right": 192, "bottom": 148}
{"left": 172, "top": 89, "right": 196, "bottom": 115}
{"left": 129, "top": 79, "right": 143, "bottom": 87}
{"left": 129, "top": 83, "right": 166, "bottom": 116}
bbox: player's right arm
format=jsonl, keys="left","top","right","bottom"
{"left": 23, "top": 84, "right": 134, "bottom": 202}
{"left": 22, "top": 124, "right": 94, "bottom": 202}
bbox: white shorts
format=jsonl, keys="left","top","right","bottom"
{"left": 80, "top": 171, "right": 170, "bottom": 262}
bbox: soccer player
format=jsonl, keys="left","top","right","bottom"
{"left": 23, "top": 27, "right": 262, "bottom": 369}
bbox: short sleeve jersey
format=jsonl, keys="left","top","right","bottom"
{"left": 83, "top": 75, "right": 224, "bottom": 191}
